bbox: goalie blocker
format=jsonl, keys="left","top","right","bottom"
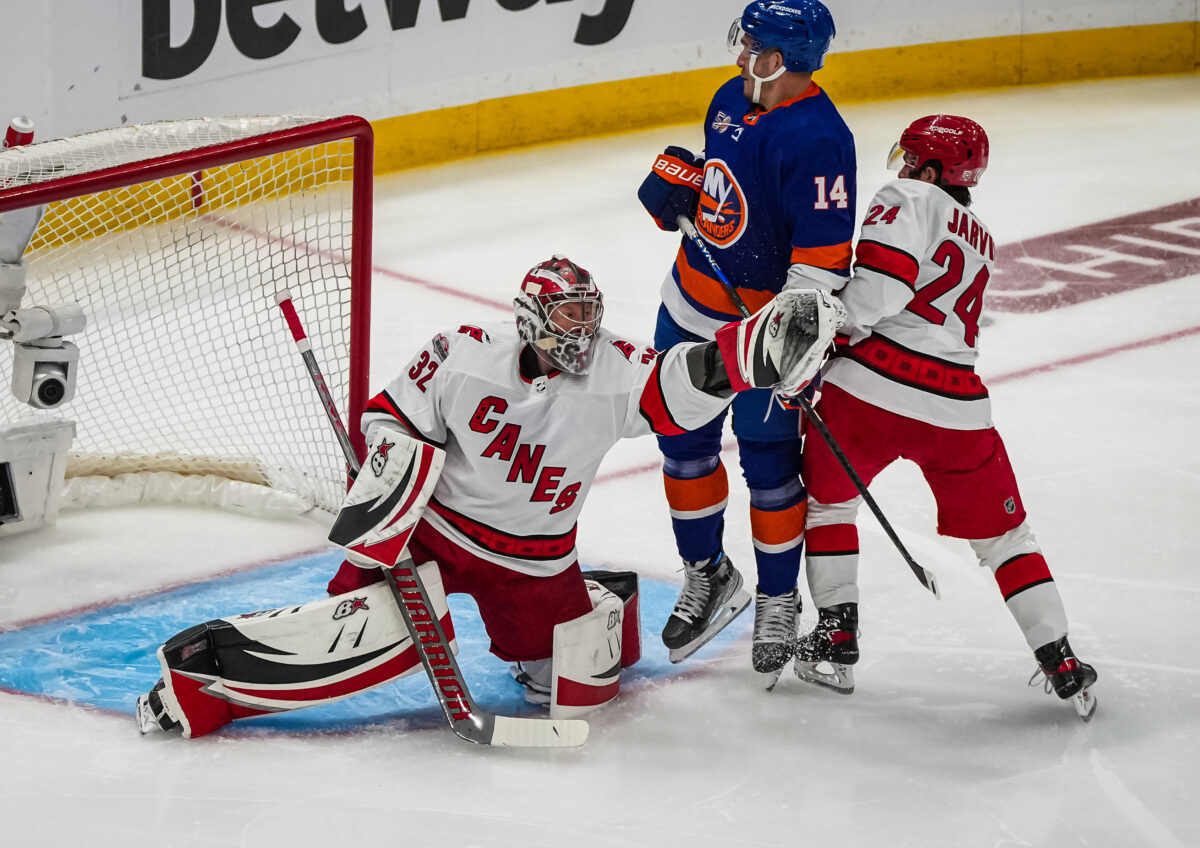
{"left": 138, "top": 425, "right": 641, "bottom": 736}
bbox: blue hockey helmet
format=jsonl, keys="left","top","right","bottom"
{"left": 729, "top": 1, "right": 836, "bottom": 73}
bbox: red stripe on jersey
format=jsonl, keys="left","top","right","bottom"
{"left": 994, "top": 552, "right": 1054, "bottom": 600}
{"left": 805, "top": 522, "right": 859, "bottom": 556}
{"left": 835, "top": 334, "right": 988, "bottom": 400}
{"left": 675, "top": 246, "right": 775, "bottom": 317}
{"left": 791, "top": 240, "right": 852, "bottom": 271}
{"left": 855, "top": 240, "right": 920, "bottom": 287}
{"left": 428, "top": 498, "right": 577, "bottom": 560}
{"left": 638, "top": 358, "right": 687, "bottom": 436}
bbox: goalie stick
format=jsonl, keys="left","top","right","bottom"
{"left": 276, "top": 295, "right": 589, "bottom": 748}
{"left": 676, "top": 216, "right": 940, "bottom": 599}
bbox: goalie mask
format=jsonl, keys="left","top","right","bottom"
{"left": 514, "top": 255, "right": 604, "bottom": 375}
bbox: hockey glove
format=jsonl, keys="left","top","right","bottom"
{"left": 638, "top": 146, "right": 704, "bottom": 232}
{"left": 713, "top": 289, "right": 846, "bottom": 398}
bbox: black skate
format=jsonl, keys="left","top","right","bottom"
{"left": 135, "top": 679, "right": 181, "bottom": 734}
{"left": 662, "top": 552, "right": 751, "bottom": 663}
{"left": 794, "top": 603, "right": 859, "bottom": 694}
{"left": 752, "top": 587, "right": 800, "bottom": 691}
{"left": 1031, "top": 636, "right": 1098, "bottom": 721}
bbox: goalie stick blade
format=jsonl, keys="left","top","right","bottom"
{"left": 486, "top": 715, "right": 590, "bottom": 748}
{"left": 440, "top": 697, "right": 589, "bottom": 748}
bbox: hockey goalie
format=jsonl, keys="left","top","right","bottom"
{"left": 136, "top": 256, "right": 842, "bottom": 739}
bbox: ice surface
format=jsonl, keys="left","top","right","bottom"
{"left": 2, "top": 74, "right": 1199, "bottom": 847}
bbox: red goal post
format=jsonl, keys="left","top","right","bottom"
{"left": 0, "top": 116, "right": 372, "bottom": 515}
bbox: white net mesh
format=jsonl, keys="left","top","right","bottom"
{"left": 0, "top": 116, "right": 370, "bottom": 513}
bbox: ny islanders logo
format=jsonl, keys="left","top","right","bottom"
{"left": 697, "top": 159, "right": 748, "bottom": 247}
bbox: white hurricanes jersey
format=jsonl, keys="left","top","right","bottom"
{"left": 823, "top": 179, "right": 996, "bottom": 429}
{"left": 360, "top": 322, "right": 730, "bottom": 577}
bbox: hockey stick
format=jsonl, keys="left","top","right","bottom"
{"left": 275, "top": 291, "right": 358, "bottom": 478}
{"left": 677, "top": 216, "right": 940, "bottom": 599}
{"left": 276, "top": 295, "right": 589, "bottom": 747}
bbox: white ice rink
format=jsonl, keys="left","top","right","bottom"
{"left": 3, "top": 73, "right": 1200, "bottom": 847}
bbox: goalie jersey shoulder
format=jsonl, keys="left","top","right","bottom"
{"left": 428, "top": 324, "right": 495, "bottom": 362}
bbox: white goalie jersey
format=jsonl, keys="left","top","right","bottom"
{"left": 824, "top": 178, "right": 996, "bottom": 430}
{"left": 360, "top": 322, "right": 730, "bottom": 577}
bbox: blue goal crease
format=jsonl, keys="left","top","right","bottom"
{"left": 0, "top": 551, "right": 748, "bottom": 734}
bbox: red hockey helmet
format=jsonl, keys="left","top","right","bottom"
{"left": 514, "top": 255, "right": 604, "bottom": 375}
{"left": 887, "top": 115, "right": 989, "bottom": 187}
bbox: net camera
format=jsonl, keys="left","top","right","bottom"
{"left": 4, "top": 303, "right": 84, "bottom": 410}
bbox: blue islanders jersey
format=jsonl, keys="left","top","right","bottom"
{"left": 661, "top": 76, "right": 857, "bottom": 338}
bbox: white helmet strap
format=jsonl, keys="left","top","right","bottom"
{"left": 747, "top": 53, "right": 787, "bottom": 106}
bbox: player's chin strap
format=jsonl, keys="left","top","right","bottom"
{"left": 746, "top": 53, "right": 787, "bottom": 106}
{"left": 675, "top": 216, "right": 941, "bottom": 600}
{"left": 278, "top": 294, "right": 589, "bottom": 748}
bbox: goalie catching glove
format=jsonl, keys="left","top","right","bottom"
{"left": 714, "top": 289, "right": 845, "bottom": 398}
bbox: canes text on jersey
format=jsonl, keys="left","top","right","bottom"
{"left": 470, "top": 397, "right": 582, "bottom": 515}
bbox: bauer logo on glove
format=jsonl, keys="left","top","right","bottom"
{"left": 713, "top": 289, "right": 845, "bottom": 397}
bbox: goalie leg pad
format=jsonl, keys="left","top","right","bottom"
{"left": 582, "top": 569, "right": 641, "bottom": 668}
{"left": 549, "top": 581, "right": 625, "bottom": 720}
{"left": 148, "top": 562, "right": 454, "bottom": 738}
{"left": 328, "top": 423, "right": 446, "bottom": 568}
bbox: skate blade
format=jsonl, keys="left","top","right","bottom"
{"left": 667, "top": 588, "right": 752, "bottom": 663}
{"left": 1072, "top": 686, "right": 1097, "bottom": 722}
{"left": 756, "top": 664, "right": 789, "bottom": 692}
{"left": 795, "top": 661, "right": 855, "bottom": 694}
{"left": 135, "top": 694, "right": 157, "bottom": 735}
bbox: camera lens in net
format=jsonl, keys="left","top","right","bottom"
{"left": 35, "top": 377, "right": 66, "bottom": 407}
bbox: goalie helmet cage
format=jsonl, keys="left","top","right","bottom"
{"left": 0, "top": 115, "right": 372, "bottom": 514}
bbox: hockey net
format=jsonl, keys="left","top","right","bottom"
{"left": 0, "top": 116, "right": 372, "bottom": 515}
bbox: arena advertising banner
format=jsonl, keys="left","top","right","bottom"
{"left": 117, "top": 1, "right": 735, "bottom": 121}
{"left": 3, "top": 0, "right": 1194, "bottom": 138}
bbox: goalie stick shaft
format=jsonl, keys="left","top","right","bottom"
{"left": 677, "top": 216, "right": 940, "bottom": 598}
{"left": 275, "top": 291, "right": 359, "bottom": 477}
{"left": 275, "top": 294, "right": 588, "bottom": 747}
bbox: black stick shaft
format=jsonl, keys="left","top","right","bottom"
{"left": 676, "top": 216, "right": 939, "bottom": 598}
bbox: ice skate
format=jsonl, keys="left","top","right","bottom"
{"left": 662, "top": 552, "right": 751, "bottom": 663}
{"left": 794, "top": 602, "right": 858, "bottom": 694}
{"left": 752, "top": 587, "right": 800, "bottom": 690}
{"left": 509, "top": 660, "right": 552, "bottom": 707}
{"left": 135, "top": 679, "right": 180, "bottom": 734}
{"left": 1030, "top": 636, "right": 1098, "bottom": 722}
